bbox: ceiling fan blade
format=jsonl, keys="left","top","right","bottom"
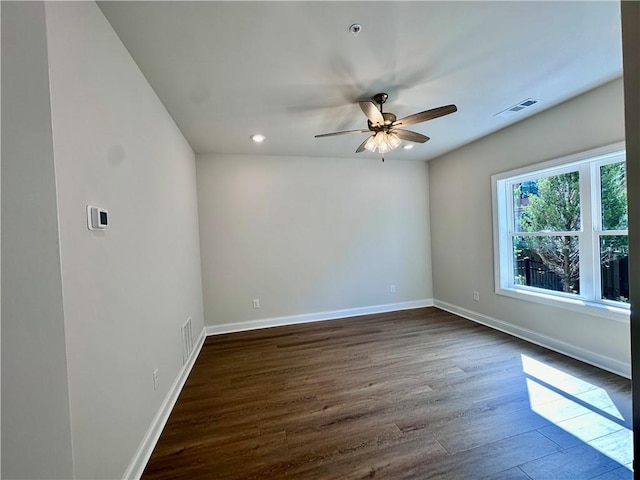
{"left": 356, "top": 135, "right": 374, "bottom": 153}
{"left": 394, "top": 129, "right": 430, "bottom": 143}
{"left": 315, "top": 129, "right": 370, "bottom": 138}
{"left": 359, "top": 101, "right": 385, "bottom": 127}
{"left": 393, "top": 104, "right": 457, "bottom": 127}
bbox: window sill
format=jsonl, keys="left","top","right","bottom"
{"left": 496, "top": 286, "right": 630, "bottom": 323}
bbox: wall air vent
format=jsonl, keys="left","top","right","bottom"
{"left": 181, "top": 317, "right": 193, "bottom": 365}
{"left": 494, "top": 98, "right": 541, "bottom": 119}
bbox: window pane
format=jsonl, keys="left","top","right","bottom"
{"left": 513, "top": 235, "right": 580, "bottom": 295}
{"left": 513, "top": 171, "right": 580, "bottom": 233}
{"left": 600, "top": 162, "right": 627, "bottom": 230}
{"left": 600, "top": 235, "right": 629, "bottom": 303}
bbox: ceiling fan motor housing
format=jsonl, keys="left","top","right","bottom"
{"left": 368, "top": 112, "right": 397, "bottom": 131}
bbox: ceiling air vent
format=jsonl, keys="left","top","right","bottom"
{"left": 494, "top": 98, "right": 541, "bottom": 119}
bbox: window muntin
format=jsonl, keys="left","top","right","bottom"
{"left": 493, "top": 144, "right": 628, "bottom": 318}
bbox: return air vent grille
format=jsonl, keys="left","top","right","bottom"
{"left": 494, "top": 98, "right": 541, "bottom": 119}
{"left": 181, "top": 318, "right": 193, "bottom": 365}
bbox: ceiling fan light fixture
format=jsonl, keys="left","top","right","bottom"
{"left": 388, "top": 133, "right": 401, "bottom": 150}
{"left": 377, "top": 142, "right": 391, "bottom": 155}
{"left": 367, "top": 132, "right": 401, "bottom": 154}
{"left": 364, "top": 135, "right": 377, "bottom": 152}
{"left": 376, "top": 133, "right": 393, "bottom": 154}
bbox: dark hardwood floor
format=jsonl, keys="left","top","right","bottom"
{"left": 142, "top": 307, "right": 632, "bottom": 479}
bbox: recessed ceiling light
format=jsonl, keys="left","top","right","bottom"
{"left": 403, "top": 144, "right": 414, "bottom": 150}
{"left": 250, "top": 134, "right": 265, "bottom": 143}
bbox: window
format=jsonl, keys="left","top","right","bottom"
{"left": 493, "top": 143, "right": 628, "bottom": 320}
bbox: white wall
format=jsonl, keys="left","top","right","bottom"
{"left": 429, "top": 78, "right": 629, "bottom": 376}
{"left": 1, "top": 3, "right": 74, "bottom": 478}
{"left": 42, "top": 3, "right": 205, "bottom": 478}
{"left": 197, "top": 154, "right": 432, "bottom": 327}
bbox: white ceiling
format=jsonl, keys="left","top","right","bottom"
{"left": 98, "top": 1, "right": 623, "bottom": 162}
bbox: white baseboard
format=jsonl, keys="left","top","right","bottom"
{"left": 206, "top": 299, "right": 434, "bottom": 336}
{"left": 122, "top": 327, "right": 207, "bottom": 480}
{"left": 433, "top": 299, "right": 631, "bottom": 379}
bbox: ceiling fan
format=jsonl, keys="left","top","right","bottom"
{"left": 315, "top": 93, "right": 457, "bottom": 160}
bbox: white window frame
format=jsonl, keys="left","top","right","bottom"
{"left": 492, "top": 142, "right": 629, "bottom": 322}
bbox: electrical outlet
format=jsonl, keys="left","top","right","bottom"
{"left": 473, "top": 291, "right": 480, "bottom": 302}
{"left": 153, "top": 368, "right": 159, "bottom": 390}
{"left": 252, "top": 298, "right": 260, "bottom": 309}
{"left": 390, "top": 285, "right": 396, "bottom": 294}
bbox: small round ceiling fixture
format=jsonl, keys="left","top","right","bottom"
{"left": 251, "top": 134, "right": 266, "bottom": 143}
{"left": 403, "top": 144, "right": 414, "bottom": 150}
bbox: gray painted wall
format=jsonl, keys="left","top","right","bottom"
{"left": 196, "top": 154, "right": 432, "bottom": 326}
{"left": 429, "top": 78, "right": 629, "bottom": 374}
{"left": 1, "top": 3, "right": 74, "bottom": 478}
{"left": 43, "top": 2, "right": 204, "bottom": 478}
{"left": 2, "top": 2, "right": 204, "bottom": 478}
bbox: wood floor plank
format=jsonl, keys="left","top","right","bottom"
{"left": 591, "top": 466, "right": 633, "bottom": 479}
{"left": 407, "top": 431, "right": 562, "bottom": 479}
{"left": 480, "top": 466, "right": 533, "bottom": 480}
{"left": 142, "top": 307, "right": 632, "bottom": 479}
{"left": 519, "top": 443, "right": 623, "bottom": 480}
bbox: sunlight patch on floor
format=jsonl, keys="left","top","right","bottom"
{"left": 522, "top": 355, "right": 632, "bottom": 470}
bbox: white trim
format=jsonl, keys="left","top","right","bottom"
{"left": 205, "top": 300, "right": 434, "bottom": 336}
{"left": 496, "top": 286, "right": 629, "bottom": 322}
{"left": 433, "top": 299, "right": 631, "bottom": 379}
{"left": 122, "top": 327, "right": 207, "bottom": 480}
{"left": 492, "top": 142, "right": 628, "bottom": 314}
